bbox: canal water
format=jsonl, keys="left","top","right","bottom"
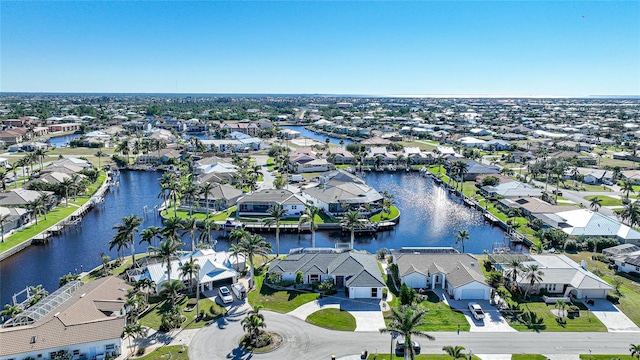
{"left": 48, "top": 134, "right": 81, "bottom": 148}
{"left": 282, "top": 125, "right": 354, "bottom": 145}
{"left": 0, "top": 170, "right": 506, "bottom": 307}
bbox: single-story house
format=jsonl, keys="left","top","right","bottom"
{"left": 480, "top": 181, "right": 543, "bottom": 199}
{"left": 393, "top": 252, "right": 492, "bottom": 300}
{"left": 613, "top": 254, "right": 640, "bottom": 275}
{"left": 0, "top": 277, "right": 131, "bottom": 360}
{"left": 236, "top": 189, "right": 306, "bottom": 217}
{"left": 183, "top": 183, "right": 243, "bottom": 211}
{"left": 267, "top": 249, "right": 386, "bottom": 299}
{"left": 603, "top": 244, "right": 640, "bottom": 258}
{"left": 128, "top": 249, "right": 242, "bottom": 294}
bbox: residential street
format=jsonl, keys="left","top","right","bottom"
{"left": 188, "top": 310, "right": 640, "bottom": 360}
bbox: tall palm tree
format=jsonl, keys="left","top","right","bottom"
{"left": 149, "top": 238, "right": 183, "bottom": 286}
{"left": 180, "top": 217, "right": 199, "bottom": 251}
{"left": 180, "top": 255, "right": 201, "bottom": 314}
{"left": 108, "top": 233, "right": 129, "bottom": 263}
{"left": 140, "top": 226, "right": 162, "bottom": 254}
{"left": 94, "top": 149, "right": 106, "bottom": 169}
{"left": 160, "top": 279, "right": 185, "bottom": 309}
{"left": 341, "top": 210, "right": 364, "bottom": 249}
{"left": 455, "top": 229, "right": 469, "bottom": 253}
{"left": 59, "top": 177, "right": 74, "bottom": 207}
{"left": 380, "top": 305, "right": 435, "bottom": 360}
{"left": 622, "top": 179, "right": 635, "bottom": 201}
{"left": 26, "top": 197, "right": 44, "bottom": 225}
{"left": 266, "top": 203, "right": 287, "bottom": 257}
{"left": 161, "top": 216, "right": 182, "bottom": 242}
{"left": 199, "top": 214, "right": 220, "bottom": 248}
{"left": 200, "top": 181, "right": 214, "bottom": 218}
{"left": 523, "top": 264, "right": 544, "bottom": 298}
{"left": 442, "top": 345, "right": 467, "bottom": 360}
{"left": 298, "top": 204, "right": 320, "bottom": 248}
{"left": 505, "top": 259, "right": 524, "bottom": 289}
{"left": 617, "top": 202, "right": 640, "bottom": 229}
{"left": 113, "top": 215, "right": 143, "bottom": 265}
{"left": 237, "top": 233, "right": 272, "bottom": 289}
{"left": 630, "top": 343, "right": 640, "bottom": 360}
{"left": 0, "top": 213, "right": 10, "bottom": 243}
{"left": 589, "top": 196, "right": 602, "bottom": 212}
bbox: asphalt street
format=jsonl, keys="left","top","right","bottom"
{"left": 188, "top": 310, "right": 640, "bottom": 360}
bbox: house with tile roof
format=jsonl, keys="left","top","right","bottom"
{"left": 0, "top": 277, "right": 131, "bottom": 360}
{"left": 236, "top": 189, "right": 306, "bottom": 217}
{"left": 267, "top": 249, "right": 386, "bottom": 299}
{"left": 392, "top": 253, "right": 492, "bottom": 300}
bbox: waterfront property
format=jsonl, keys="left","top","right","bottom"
{"left": 267, "top": 248, "right": 385, "bottom": 299}
{"left": 393, "top": 252, "right": 492, "bottom": 300}
{"left": 0, "top": 277, "right": 130, "bottom": 360}
{"left": 127, "top": 249, "right": 243, "bottom": 293}
{"left": 236, "top": 189, "right": 306, "bottom": 217}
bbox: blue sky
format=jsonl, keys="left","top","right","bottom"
{"left": 1, "top": 1, "right": 638, "bottom": 96}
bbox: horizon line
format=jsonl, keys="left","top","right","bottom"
{"left": 1, "top": 91, "right": 639, "bottom": 99}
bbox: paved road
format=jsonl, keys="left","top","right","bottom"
{"left": 188, "top": 310, "right": 640, "bottom": 360}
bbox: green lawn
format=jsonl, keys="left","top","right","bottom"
{"left": 248, "top": 275, "right": 319, "bottom": 313}
{"left": 139, "top": 295, "right": 226, "bottom": 330}
{"left": 587, "top": 196, "right": 622, "bottom": 207}
{"left": 162, "top": 206, "right": 238, "bottom": 222}
{"left": 136, "top": 346, "right": 189, "bottom": 360}
{"left": 369, "top": 206, "right": 400, "bottom": 222}
{"left": 512, "top": 355, "right": 548, "bottom": 360}
{"left": 567, "top": 252, "right": 640, "bottom": 326}
{"left": 0, "top": 174, "right": 106, "bottom": 253}
{"left": 579, "top": 355, "right": 634, "bottom": 360}
{"left": 506, "top": 301, "right": 607, "bottom": 332}
{"left": 306, "top": 308, "right": 356, "bottom": 331}
{"left": 368, "top": 354, "right": 482, "bottom": 360}
{"left": 414, "top": 291, "right": 471, "bottom": 332}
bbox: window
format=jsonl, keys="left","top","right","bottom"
{"left": 73, "top": 350, "right": 80, "bottom": 356}
{"left": 371, "top": 288, "right": 378, "bottom": 297}
{"left": 309, "top": 274, "right": 319, "bottom": 282}
{"left": 106, "top": 344, "right": 115, "bottom": 350}
{"left": 291, "top": 205, "right": 297, "bottom": 210}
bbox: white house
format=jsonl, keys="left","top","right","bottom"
{"left": 236, "top": 189, "right": 306, "bottom": 217}
{"left": 393, "top": 253, "right": 492, "bottom": 300}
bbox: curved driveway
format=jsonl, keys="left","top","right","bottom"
{"left": 189, "top": 310, "right": 640, "bottom": 360}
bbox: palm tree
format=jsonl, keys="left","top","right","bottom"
{"left": 455, "top": 229, "right": 469, "bottom": 253}
{"left": 617, "top": 202, "right": 640, "bottom": 229}
{"left": 108, "top": 233, "right": 129, "bottom": 263}
{"left": 180, "top": 255, "right": 202, "bottom": 314}
{"left": 630, "top": 343, "right": 640, "bottom": 360}
{"left": 1, "top": 304, "right": 23, "bottom": 319}
{"left": 34, "top": 147, "right": 47, "bottom": 170}
{"left": 199, "top": 214, "right": 220, "bottom": 248}
{"left": 161, "top": 216, "right": 182, "bottom": 242}
{"left": 140, "top": 226, "right": 162, "bottom": 254}
{"left": 298, "top": 204, "right": 320, "bottom": 248}
{"left": 0, "top": 169, "right": 9, "bottom": 191}
{"left": 150, "top": 238, "right": 183, "bottom": 285}
{"left": 200, "top": 181, "right": 213, "bottom": 218}
{"left": 0, "top": 213, "right": 10, "bottom": 243}
{"left": 589, "top": 196, "right": 602, "bottom": 212}
{"left": 341, "top": 210, "right": 364, "bottom": 249}
{"left": 59, "top": 177, "right": 74, "bottom": 207}
{"left": 94, "top": 149, "right": 106, "bottom": 169}
{"left": 442, "top": 345, "right": 467, "bottom": 360}
{"left": 622, "top": 179, "right": 635, "bottom": 201}
{"left": 237, "top": 233, "right": 272, "bottom": 289}
{"left": 100, "top": 253, "right": 111, "bottom": 276}
{"left": 136, "top": 277, "right": 155, "bottom": 303}
{"left": 266, "top": 203, "right": 287, "bottom": 257}
{"left": 241, "top": 306, "right": 266, "bottom": 345}
{"left": 27, "top": 197, "right": 45, "bottom": 225}
{"left": 504, "top": 259, "right": 524, "bottom": 289}
{"left": 113, "top": 215, "right": 143, "bottom": 265}
{"left": 160, "top": 279, "right": 185, "bottom": 308}
{"left": 180, "top": 217, "right": 199, "bottom": 251}
{"left": 380, "top": 305, "right": 435, "bottom": 360}
{"left": 523, "top": 264, "right": 544, "bottom": 298}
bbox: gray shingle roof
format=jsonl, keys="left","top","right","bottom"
{"left": 395, "top": 254, "right": 488, "bottom": 288}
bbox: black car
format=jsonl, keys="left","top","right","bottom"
{"left": 395, "top": 339, "right": 421, "bottom": 355}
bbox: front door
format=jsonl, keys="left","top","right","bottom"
{"left": 336, "top": 276, "right": 344, "bottom": 287}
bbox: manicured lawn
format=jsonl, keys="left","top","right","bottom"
{"left": 306, "top": 308, "right": 356, "bottom": 331}
{"left": 248, "top": 275, "right": 319, "bottom": 313}
{"left": 162, "top": 206, "right": 238, "bottom": 221}
{"left": 139, "top": 295, "right": 226, "bottom": 330}
{"left": 136, "top": 345, "right": 189, "bottom": 360}
{"left": 566, "top": 252, "right": 640, "bottom": 326}
{"left": 414, "top": 291, "right": 470, "bottom": 332}
{"left": 0, "top": 174, "right": 106, "bottom": 253}
{"left": 506, "top": 301, "right": 606, "bottom": 332}
{"left": 512, "top": 355, "right": 548, "bottom": 360}
{"left": 368, "top": 354, "right": 481, "bottom": 360}
{"left": 369, "top": 206, "right": 400, "bottom": 222}
{"left": 579, "top": 355, "right": 633, "bottom": 360}
{"left": 587, "top": 196, "right": 622, "bottom": 207}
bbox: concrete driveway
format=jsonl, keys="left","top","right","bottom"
{"left": 446, "top": 298, "right": 517, "bottom": 332}
{"left": 288, "top": 295, "right": 386, "bottom": 332}
{"left": 585, "top": 300, "right": 639, "bottom": 332}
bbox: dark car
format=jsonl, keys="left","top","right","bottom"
{"left": 395, "top": 338, "right": 421, "bottom": 356}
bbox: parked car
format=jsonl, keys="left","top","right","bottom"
{"left": 468, "top": 302, "right": 485, "bottom": 320}
{"left": 395, "top": 338, "right": 420, "bottom": 356}
{"left": 218, "top": 286, "right": 234, "bottom": 304}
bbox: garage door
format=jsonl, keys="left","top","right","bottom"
{"left": 460, "top": 289, "right": 485, "bottom": 299}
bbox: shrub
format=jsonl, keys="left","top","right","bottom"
{"left": 606, "top": 294, "right": 620, "bottom": 304}
{"left": 399, "top": 283, "right": 417, "bottom": 305}
{"left": 382, "top": 288, "right": 388, "bottom": 299}
{"left": 137, "top": 347, "right": 146, "bottom": 356}
{"left": 265, "top": 272, "right": 282, "bottom": 284}
{"left": 564, "top": 239, "right": 578, "bottom": 252}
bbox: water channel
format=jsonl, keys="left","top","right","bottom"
{"left": 47, "top": 133, "right": 81, "bottom": 148}
{"left": 0, "top": 170, "right": 506, "bottom": 307}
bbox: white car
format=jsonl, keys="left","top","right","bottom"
{"left": 468, "top": 302, "right": 485, "bottom": 320}
{"left": 218, "top": 286, "right": 234, "bottom": 304}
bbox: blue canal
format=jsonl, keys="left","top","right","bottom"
{"left": 282, "top": 125, "right": 354, "bottom": 145}
{"left": 0, "top": 169, "right": 506, "bottom": 307}
{"left": 47, "top": 133, "right": 82, "bottom": 148}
